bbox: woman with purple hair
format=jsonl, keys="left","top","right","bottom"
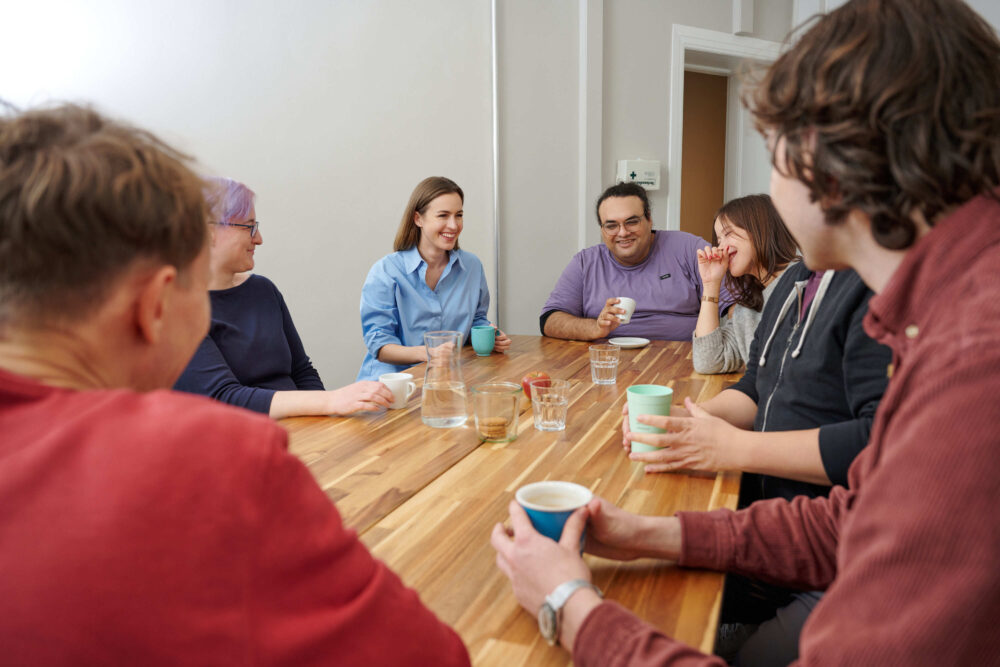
{"left": 175, "top": 177, "right": 393, "bottom": 417}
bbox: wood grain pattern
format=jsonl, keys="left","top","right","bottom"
{"left": 283, "top": 335, "right": 742, "bottom": 664}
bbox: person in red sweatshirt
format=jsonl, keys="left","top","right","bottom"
{"left": 491, "top": 0, "right": 1000, "bottom": 664}
{"left": 0, "top": 104, "right": 469, "bottom": 666}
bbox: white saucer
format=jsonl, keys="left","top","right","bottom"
{"left": 609, "top": 337, "right": 650, "bottom": 349}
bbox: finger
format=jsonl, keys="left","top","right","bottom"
{"left": 630, "top": 447, "right": 683, "bottom": 463}
{"left": 490, "top": 521, "right": 514, "bottom": 560}
{"left": 508, "top": 500, "right": 536, "bottom": 539}
{"left": 635, "top": 413, "right": 671, "bottom": 429}
{"left": 684, "top": 397, "right": 707, "bottom": 417}
{"left": 494, "top": 552, "right": 513, "bottom": 579}
{"left": 558, "top": 506, "right": 589, "bottom": 550}
{"left": 644, "top": 463, "right": 680, "bottom": 474}
{"left": 606, "top": 297, "right": 621, "bottom": 306}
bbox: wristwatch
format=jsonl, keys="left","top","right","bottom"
{"left": 537, "top": 579, "right": 603, "bottom": 646}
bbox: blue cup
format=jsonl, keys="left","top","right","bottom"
{"left": 471, "top": 325, "right": 496, "bottom": 356}
{"left": 516, "top": 481, "right": 593, "bottom": 547}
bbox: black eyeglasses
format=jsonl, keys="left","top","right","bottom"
{"left": 213, "top": 220, "right": 260, "bottom": 236}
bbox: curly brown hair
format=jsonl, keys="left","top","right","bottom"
{"left": 746, "top": 0, "right": 1000, "bottom": 249}
{"left": 714, "top": 194, "right": 799, "bottom": 312}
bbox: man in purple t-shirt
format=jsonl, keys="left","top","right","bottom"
{"left": 540, "top": 183, "right": 729, "bottom": 341}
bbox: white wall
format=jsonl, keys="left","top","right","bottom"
{"left": 3, "top": 0, "right": 494, "bottom": 387}
{"left": 494, "top": 0, "right": 793, "bottom": 336}
{"left": 602, "top": 1, "right": 735, "bottom": 235}
{"left": 495, "top": 0, "right": 581, "bottom": 336}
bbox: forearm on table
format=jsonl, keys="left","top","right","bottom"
{"left": 730, "top": 427, "right": 831, "bottom": 485}
{"left": 693, "top": 281, "right": 722, "bottom": 338}
{"left": 564, "top": 516, "right": 683, "bottom": 649}
{"left": 698, "top": 388, "right": 757, "bottom": 430}
{"left": 268, "top": 390, "right": 335, "bottom": 420}
{"left": 543, "top": 311, "right": 600, "bottom": 341}
{"left": 376, "top": 343, "right": 426, "bottom": 365}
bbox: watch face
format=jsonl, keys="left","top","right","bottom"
{"left": 538, "top": 603, "right": 557, "bottom": 645}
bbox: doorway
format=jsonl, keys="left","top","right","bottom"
{"left": 666, "top": 25, "right": 782, "bottom": 231}
{"left": 680, "top": 71, "right": 727, "bottom": 244}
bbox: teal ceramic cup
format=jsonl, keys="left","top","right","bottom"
{"left": 471, "top": 325, "right": 496, "bottom": 356}
{"left": 515, "top": 481, "right": 592, "bottom": 546}
{"left": 626, "top": 384, "right": 674, "bottom": 453}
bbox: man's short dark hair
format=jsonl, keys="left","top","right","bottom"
{"left": 747, "top": 0, "right": 1000, "bottom": 250}
{"left": 595, "top": 182, "right": 651, "bottom": 225}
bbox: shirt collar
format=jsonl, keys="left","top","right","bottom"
{"left": 400, "top": 245, "right": 463, "bottom": 274}
{"left": 865, "top": 191, "right": 1000, "bottom": 344}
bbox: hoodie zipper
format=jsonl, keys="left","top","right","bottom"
{"left": 760, "top": 280, "right": 805, "bottom": 432}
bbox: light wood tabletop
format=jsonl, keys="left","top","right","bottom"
{"left": 282, "top": 334, "right": 742, "bottom": 665}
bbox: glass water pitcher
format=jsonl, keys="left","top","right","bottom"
{"left": 421, "top": 330, "right": 467, "bottom": 428}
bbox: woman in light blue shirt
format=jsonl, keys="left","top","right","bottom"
{"left": 358, "top": 177, "right": 510, "bottom": 380}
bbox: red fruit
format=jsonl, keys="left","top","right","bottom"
{"left": 521, "top": 371, "right": 551, "bottom": 399}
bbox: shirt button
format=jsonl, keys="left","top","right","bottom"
{"left": 904, "top": 324, "right": 919, "bottom": 339}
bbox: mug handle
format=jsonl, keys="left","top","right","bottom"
{"left": 406, "top": 382, "right": 416, "bottom": 400}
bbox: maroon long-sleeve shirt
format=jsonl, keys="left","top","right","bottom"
{"left": 575, "top": 192, "right": 1000, "bottom": 665}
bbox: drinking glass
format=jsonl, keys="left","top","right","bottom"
{"left": 589, "top": 344, "right": 620, "bottom": 385}
{"left": 471, "top": 382, "right": 520, "bottom": 442}
{"left": 530, "top": 378, "right": 570, "bottom": 432}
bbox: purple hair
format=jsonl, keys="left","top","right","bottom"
{"left": 204, "top": 176, "right": 255, "bottom": 223}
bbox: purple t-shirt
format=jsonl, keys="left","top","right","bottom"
{"left": 541, "top": 230, "right": 732, "bottom": 340}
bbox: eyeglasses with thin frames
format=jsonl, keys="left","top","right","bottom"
{"left": 600, "top": 218, "right": 643, "bottom": 235}
{"left": 213, "top": 220, "right": 260, "bottom": 237}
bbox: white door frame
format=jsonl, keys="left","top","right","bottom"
{"left": 666, "top": 25, "right": 782, "bottom": 230}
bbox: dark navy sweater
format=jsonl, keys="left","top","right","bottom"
{"left": 732, "top": 263, "right": 892, "bottom": 505}
{"left": 174, "top": 275, "right": 324, "bottom": 414}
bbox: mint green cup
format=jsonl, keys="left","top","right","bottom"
{"left": 626, "top": 384, "right": 673, "bottom": 453}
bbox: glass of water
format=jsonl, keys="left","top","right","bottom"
{"left": 589, "top": 344, "right": 620, "bottom": 385}
{"left": 530, "top": 378, "right": 571, "bottom": 431}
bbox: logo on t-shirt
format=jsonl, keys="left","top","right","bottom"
{"left": 659, "top": 273, "right": 671, "bottom": 279}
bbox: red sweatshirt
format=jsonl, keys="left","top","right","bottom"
{"left": 574, "top": 192, "right": 1000, "bottom": 665}
{"left": 0, "top": 371, "right": 469, "bottom": 666}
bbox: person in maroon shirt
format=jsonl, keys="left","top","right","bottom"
{"left": 0, "top": 105, "right": 469, "bottom": 665}
{"left": 491, "top": 0, "right": 1000, "bottom": 664}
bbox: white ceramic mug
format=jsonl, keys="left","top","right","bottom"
{"left": 379, "top": 373, "right": 416, "bottom": 409}
{"left": 616, "top": 297, "right": 636, "bottom": 323}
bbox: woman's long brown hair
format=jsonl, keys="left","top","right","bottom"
{"left": 714, "top": 194, "right": 799, "bottom": 311}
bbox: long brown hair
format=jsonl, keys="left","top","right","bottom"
{"left": 714, "top": 194, "right": 798, "bottom": 311}
{"left": 393, "top": 176, "right": 464, "bottom": 251}
{"left": 746, "top": 0, "right": 1000, "bottom": 249}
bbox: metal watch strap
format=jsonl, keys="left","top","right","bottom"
{"left": 702, "top": 294, "right": 719, "bottom": 303}
{"left": 541, "top": 579, "right": 604, "bottom": 646}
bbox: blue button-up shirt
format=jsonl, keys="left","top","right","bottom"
{"left": 357, "top": 246, "right": 491, "bottom": 380}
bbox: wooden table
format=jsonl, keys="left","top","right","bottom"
{"left": 282, "top": 335, "right": 742, "bottom": 665}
